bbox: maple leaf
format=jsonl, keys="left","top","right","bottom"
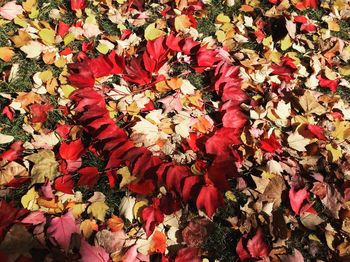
{"left": 59, "top": 139, "right": 85, "bottom": 161}
{"left": 158, "top": 92, "right": 183, "bottom": 114}
{"left": 70, "top": 0, "right": 86, "bottom": 11}
{"left": 0, "top": 1, "right": 23, "bottom": 20}
{"left": 260, "top": 133, "right": 281, "bottom": 153}
{"left": 54, "top": 175, "right": 75, "bottom": 194}
{"left": 141, "top": 198, "right": 164, "bottom": 237}
{"left": 289, "top": 188, "right": 310, "bottom": 215}
{"left": 47, "top": 211, "right": 77, "bottom": 252}
{"left": 107, "top": 215, "right": 124, "bottom": 232}
{"left": 0, "top": 47, "right": 15, "bottom": 62}
{"left": 205, "top": 127, "right": 241, "bottom": 156}
{"left": 287, "top": 132, "right": 310, "bottom": 152}
{"left": 196, "top": 184, "right": 224, "bottom": 218}
{"left": 149, "top": 230, "right": 167, "bottom": 254}
{"left": 0, "top": 224, "right": 34, "bottom": 258}
{"left": 87, "top": 201, "right": 109, "bottom": 222}
{"left": 123, "top": 57, "right": 152, "bottom": 85}
{"left": 247, "top": 228, "right": 270, "bottom": 258}
{"left": 29, "top": 103, "right": 54, "bottom": 123}
{"left": 0, "top": 161, "right": 28, "bottom": 186}
{"left": 299, "top": 91, "right": 326, "bottom": 115}
{"left": 21, "top": 211, "right": 46, "bottom": 225}
{"left": 0, "top": 141, "right": 23, "bottom": 161}
{"left": 175, "top": 247, "right": 201, "bottom": 262}
{"left": 222, "top": 106, "right": 248, "bottom": 130}
{"left": 143, "top": 36, "right": 169, "bottom": 73}
{"left": 68, "top": 61, "right": 95, "bottom": 89}
{"left": 80, "top": 239, "right": 109, "bottom": 262}
{"left": 261, "top": 176, "right": 286, "bottom": 209}
{"left": 77, "top": 167, "right": 100, "bottom": 189}
{"left": 26, "top": 150, "right": 59, "bottom": 184}
{"left": 0, "top": 200, "right": 27, "bottom": 240}
{"left": 15, "top": 92, "right": 42, "bottom": 111}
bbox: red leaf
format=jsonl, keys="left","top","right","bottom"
{"left": 208, "top": 157, "right": 237, "bottom": 190}
{"left": 196, "top": 45, "right": 218, "bottom": 68}
{"left": 54, "top": 175, "right": 75, "bottom": 194}
{"left": 236, "top": 235, "right": 251, "bottom": 261}
{"left": 29, "top": 103, "right": 53, "bottom": 123}
{"left": 80, "top": 239, "right": 109, "bottom": 262}
{"left": 247, "top": 228, "right": 270, "bottom": 258}
{"left": 58, "top": 21, "right": 70, "bottom": 37}
{"left": 141, "top": 198, "right": 164, "bottom": 237}
{"left": 175, "top": 247, "right": 200, "bottom": 262}
{"left": 123, "top": 57, "right": 152, "bottom": 85}
{"left": 89, "top": 55, "right": 114, "bottom": 78}
{"left": 127, "top": 179, "right": 155, "bottom": 195}
{"left": 0, "top": 200, "right": 27, "bottom": 240}
{"left": 164, "top": 165, "right": 191, "bottom": 194}
{"left": 143, "top": 36, "right": 168, "bottom": 73}
{"left": 307, "top": 124, "right": 327, "bottom": 140}
{"left": 47, "top": 211, "right": 77, "bottom": 252}
{"left": 260, "top": 133, "right": 281, "bottom": 153}
{"left": 289, "top": 188, "right": 309, "bottom": 215}
{"left": 0, "top": 141, "right": 23, "bottom": 161}
{"left": 68, "top": 61, "right": 95, "bottom": 89}
{"left": 70, "top": 0, "right": 86, "bottom": 11}
{"left": 77, "top": 167, "right": 99, "bottom": 189}
{"left": 182, "top": 175, "right": 203, "bottom": 202}
{"left": 317, "top": 74, "right": 338, "bottom": 92}
{"left": 2, "top": 106, "right": 14, "bottom": 121}
{"left": 205, "top": 127, "right": 241, "bottom": 156}
{"left": 59, "top": 139, "right": 85, "bottom": 161}
{"left": 222, "top": 107, "right": 248, "bottom": 130}
{"left": 196, "top": 184, "right": 224, "bottom": 218}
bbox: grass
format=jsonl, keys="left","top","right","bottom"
{"left": 0, "top": 114, "right": 30, "bottom": 142}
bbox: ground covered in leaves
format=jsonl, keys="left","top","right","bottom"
{"left": 0, "top": 0, "right": 350, "bottom": 261}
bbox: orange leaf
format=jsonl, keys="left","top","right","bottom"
{"left": 149, "top": 231, "right": 167, "bottom": 254}
{"left": 107, "top": 215, "right": 124, "bottom": 232}
{"left": 0, "top": 47, "right": 15, "bottom": 62}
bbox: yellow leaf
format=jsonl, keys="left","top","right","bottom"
{"left": 117, "top": 166, "right": 136, "bottom": 188}
{"left": 0, "top": 47, "right": 15, "bottom": 62}
{"left": 0, "top": 161, "right": 28, "bottom": 185}
{"left": 328, "top": 20, "right": 340, "bottom": 32}
{"left": 133, "top": 199, "right": 148, "bottom": 221}
{"left": 339, "top": 66, "right": 350, "bottom": 76}
{"left": 332, "top": 121, "right": 350, "bottom": 141}
{"left": 144, "top": 23, "right": 165, "bottom": 41}
{"left": 39, "top": 70, "right": 53, "bottom": 83}
{"left": 326, "top": 144, "right": 342, "bottom": 162}
{"left": 64, "top": 33, "right": 75, "bottom": 46}
{"left": 21, "top": 187, "right": 39, "bottom": 210}
{"left": 299, "top": 91, "right": 326, "bottom": 115}
{"left": 80, "top": 219, "right": 98, "bottom": 238}
{"left": 215, "top": 30, "right": 226, "bottom": 43}
{"left": 281, "top": 35, "right": 292, "bottom": 51}
{"left": 25, "top": 150, "right": 59, "bottom": 184}
{"left": 96, "top": 43, "right": 110, "bottom": 54}
{"left": 11, "top": 30, "right": 31, "bottom": 47}
{"left": 216, "top": 13, "right": 231, "bottom": 23}
{"left": 23, "top": 0, "right": 36, "bottom": 12}
{"left": 262, "top": 35, "right": 273, "bottom": 47}
{"left": 39, "top": 28, "right": 55, "bottom": 45}
{"left": 70, "top": 203, "right": 86, "bottom": 218}
{"left": 61, "top": 85, "right": 76, "bottom": 98}
{"left": 87, "top": 201, "right": 109, "bottom": 221}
